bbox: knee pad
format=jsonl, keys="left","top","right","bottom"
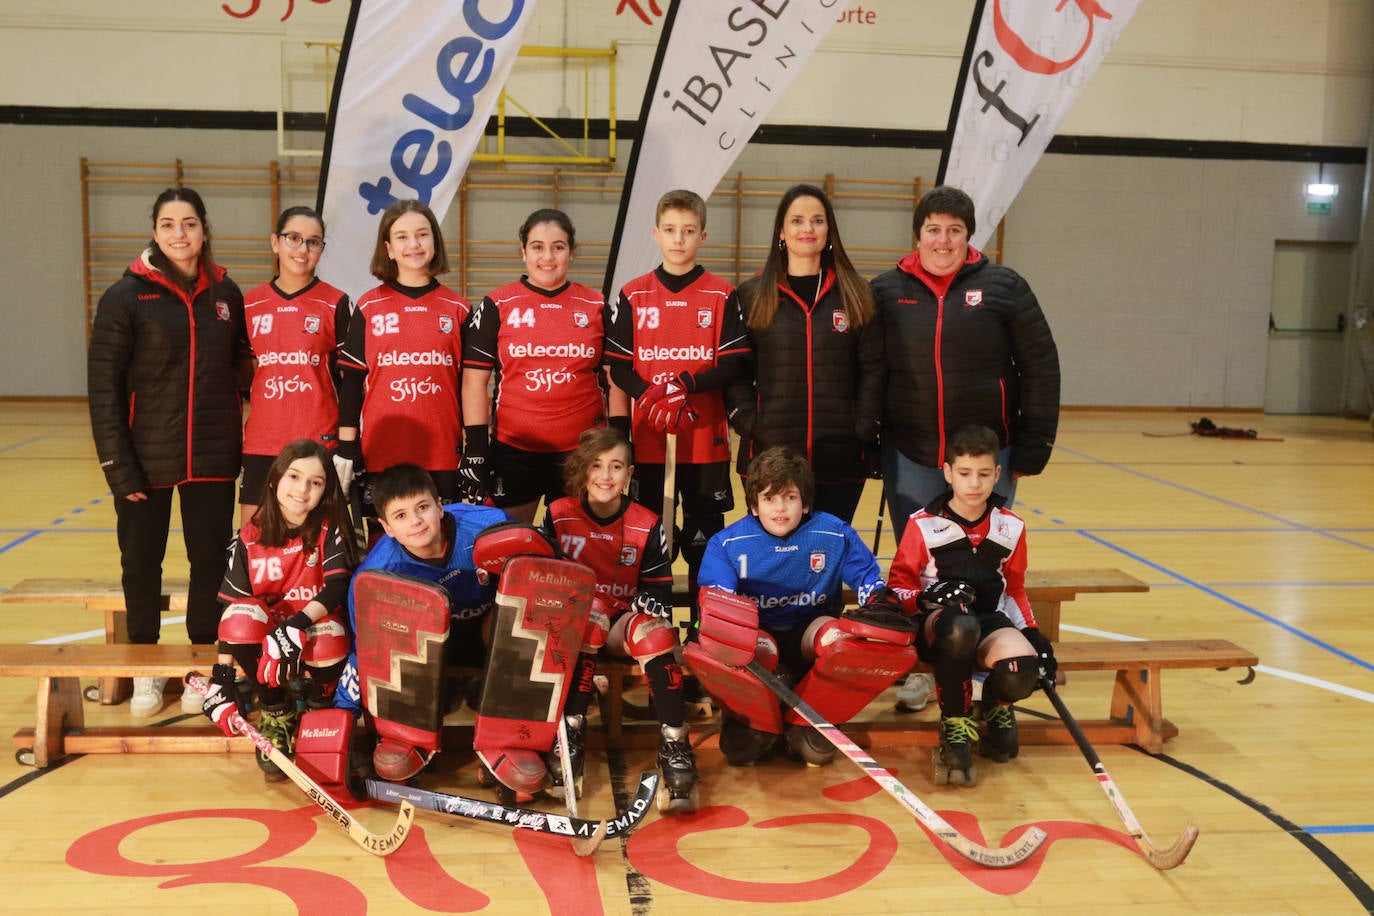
{"left": 623, "top": 611, "right": 679, "bottom": 664}
{"left": 218, "top": 599, "right": 271, "bottom": 645}
{"left": 679, "top": 514, "right": 723, "bottom": 571}
{"left": 929, "top": 608, "right": 980, "bottom": 661}
{"left": 472, "top": 521, "right": 559, "bottom": 580}
{"left": 754, "top": 630, "right": 780, "bottom": 672}
{"left": 982, "top": 655, "right": 1040, "bottom": 704}
{"left": 583, "top": 596, "right": 612, "bottom": 653}
{"left": 303, "top": 614, "right": 350, "bottom": 668}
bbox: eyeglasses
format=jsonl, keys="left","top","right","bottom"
{"left": 277, "top": 231, "right": 325, "bottom": 253}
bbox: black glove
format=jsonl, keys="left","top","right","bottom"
{"left": 631, "top": 591, "right": 673, "bottom": 619}
{"left": 844, "top": 587, "right": 915, "bottom": 634}
{"left": 201, "top": 663, "right": 244, "bottom": 737}
{"left": 258, "top": 611, "right": 311, "bottom": 688}
{"left": 608, "top": 415, "right": 632, "bottom": 441}
{"left": 333, "top": 438, "right": 363, "bottom": 497}
{"left": 917, "top": 579, "right": 975, "bottom": 614}
{"left": 1022, "top": 626, "right": 1057, "bottom": 681}
{"left": 457, "top": 424, "right": 493, "bottom": 502}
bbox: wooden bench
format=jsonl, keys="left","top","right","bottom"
{"left": 592, "top": 638, "right": 1259, "bottom": 755}
{"left": 670, "top": 567, "right": 1149, "bottom": 641}
{"left": 0, "top": 577, "right": 190, "bottom": 705}
{"left": 0, "top": 643, "right": 242, "bottom": 767}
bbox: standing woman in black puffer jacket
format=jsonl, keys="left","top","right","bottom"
{"left": 726, "top": 184, "right": 884, "bottom": 525}
{"left": 87, "top": 187, "right": 249, "bottom": 718}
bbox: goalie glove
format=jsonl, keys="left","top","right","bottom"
{"left": 258, "top": 611, "right": 311, "bottom": 688}
{"left": 917, "top": 579, "right": 975, "bottom": 614}
{"left": 631, "top": 590, "right": 673, "bottom": 619}
{"left": 333, "top": 438, "right": 362, "bottom": 498}
{"left": 1022, "top": 626, "right": 1057, "bottom": 681}
{"left": 202, "top": 663, "right": 244, "bottom": 737}
{"left": 457, "top": 424, "right": 494, "bottom": 503}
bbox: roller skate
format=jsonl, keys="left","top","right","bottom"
{"left": 718, "top": 715, "right": 779, "bottom": 767}
{"left": 543, "top": 714, "right": 586, "bottom": 800}
{"left": 979, "top": 703, "right": 1019, "bottom": 762}
{"left": 655, "top": 724, "right": 700, "bottom": 814}
{"left": 785, "top": 723, "right": 837, "bottom": 767}
{"left": 256, "top": 702, "right": 300, "bottom": 784}
{"left": 932, "top": 715, "right": 979, "bottom": 786}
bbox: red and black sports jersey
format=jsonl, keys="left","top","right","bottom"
{"left": 338, "top": 281, "right": 468, "bottom": 473}
{"left": 242, "top": 279, "right": 349, "bottom": 456}
{"left": 605, "top": 267, "right": 749, "bottom": 464}
{"left": 542, "top": 495, "right": 672, "bottom": 614}
{"left": 218, "top": 518, "right": 353, "bottom": 624}
{"left": 463, "top": 279, "right": 607, "bottom": 452}
{"left": 887, "top": 499, "right": 1035, "bottom": 627}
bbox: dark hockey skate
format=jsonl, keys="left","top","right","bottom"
{"left": 932, "top": 715, "right": 979, "bottom": 786}
{"left": 256, "top": 702, "right": 300, "bottom": 783}
{"left": 979, "top": 703, "right": 1019, "bottom": 762}
{"left": 656, "top": 724, "right": 699, "bottom": 814}
{"left": 544, "top": 714, "right": 586, "bottom": 800}
{"left": 718, "top": 714, "right": 780, "bottom": 767}
{"left": 785, "top": 722, "right": 837, "bottom": 767}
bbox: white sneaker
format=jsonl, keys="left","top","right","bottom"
{"left": 181, "top": 685, "right": 204, "bottom": 715}
{"left": 130, "top": 677, "right": 167, "bottom": 718}
{"left": 894, "top": 672, "right": 934, "bottom": 713}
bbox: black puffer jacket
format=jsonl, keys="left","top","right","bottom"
{"left": 87, "top": 251, "right": 246, "bottom": 497}
{"left": 726, "top": 271, "right": 884, "bottom": 483}
{"left": 871, "top": 248, "right": 1059, "bottom": 475}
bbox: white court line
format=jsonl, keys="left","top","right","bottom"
{"left": 30, "top": 615, "right": 187, "bottom": 646}
{"left": 1062, "top": 623, "right": 1374, "bottom": 704}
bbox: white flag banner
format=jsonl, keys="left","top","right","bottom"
{"left": 938, "top": 0, "right": 1141, "bottom": 249}
{"left": 317, "top": 0, "right": 537, "bottom": 302}
{"left": 603, "top": 0, "right": 848, "bottom": 300}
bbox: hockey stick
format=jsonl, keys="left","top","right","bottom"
{"left": 557, "top": 714, "right": 579, "bottom": 819}
{"left": 663, "top": 431, "right": 677, "bottom": 558}
{"left": 358, "top": 770, "right": 660, "bottom": 856}
{"left": 1039, "top": 676, "right": 1198, "bottom": 869}
{"left": 746, "top": 661, "right": 1046, "bottom": 868}
{"left": 185, "top": 673, "right": 414, "bottom": 856}
{"left": 871, "top": 482, "right": 886, "bottom": 556}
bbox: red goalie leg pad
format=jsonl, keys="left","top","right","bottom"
{"left": 351, "top": 570, "right": 450, "bottom": 779}
{"left": 684, "top": 640, "right": 783, "bottom": 735}
{"left": 787, "top": 622, "right": 916, "bottom": 727}
{"left": 696, "top": 586, "right": 760, "bottom": 667}
{"left": 303, "top": 613, "right": 350, "bottom": 668}
{"left": 294, "top": 708, "right": 353, "bottom": 795}
{"left": 218, "top": 599, "right": 272, "bottom": 645}
{"left": 475, "top": 556, "right": 595, "bottom": 754}
{"left": 476, "top": 747, "right": 547, "bottom": 795}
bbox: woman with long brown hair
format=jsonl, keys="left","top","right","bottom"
{"left": 727, "top": 183, "right": 883, "bottom": 524}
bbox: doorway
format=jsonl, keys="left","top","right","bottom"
{"left": 1264, "top": 241, "right": 1352, "bottom": 414}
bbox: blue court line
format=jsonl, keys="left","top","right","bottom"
{"left": 1076, "top": 529, "right": 1374, "bottom": 674}
{"left": 1303, "top": 824, "right": 1374, "bottom": 835}
{"left": 0, "top": 531, "right": 40, "bottom": 555}
{"left": 0, "top": 436, "right": 42, "bottom": 455}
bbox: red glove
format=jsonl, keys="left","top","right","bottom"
{"left": 637, "top": 373, "right": 697, "bottom": 433}
{"left": 200, "top": 663, "right": 244, "bottom": 737}
{"left": 258, "top": 611, "right": 311, "bottom": 688}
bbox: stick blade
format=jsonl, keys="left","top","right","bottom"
{"left": 357, "top": 800, "right": 417, "bottom": 857}
{"left": 941, "top": 824, "right": 1048, "bottom": 869}
{"left": 1140, "top": 822, "right": 1199, "bottom": 870}
{"left": 571, "top": 819, "right": 611, "bottom": 856}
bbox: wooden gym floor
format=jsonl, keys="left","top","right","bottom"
{"left": 1, "top": 401, "right": 1372, "bottom": 914}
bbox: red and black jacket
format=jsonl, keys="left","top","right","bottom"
{"left": 871, "top": 248, "right": 1059, "bottom": 476}
{"left": 727, "top": 270, "right": 884, "bottom": 483}
{"left": 88, "top": 251, "right": 247, "bottom": 497}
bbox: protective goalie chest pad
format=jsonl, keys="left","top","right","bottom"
{"left": 294, "top": 708, "right": 354, "bottom": 797}
{"left": 474, "top": 555, "right": 595, "bottom": 754}
{"left": 472, "top": 521, "right": 559, "bottom": 580}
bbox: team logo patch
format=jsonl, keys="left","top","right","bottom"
{"left": 619, "top": 546, "right": 638, "bottom": 566}
{"left": 439, "top": 316, "right": 453, "bottom": 334}
{"left": 697, "top": 309, "right": 713, "bottom": 328}
{"left": 964, "top": 290, "right": 984, "bottom": 307}
{"left": 215, "top": 300, "right": 231, "bottom": 321}
{"left": 303, "top": 316, "right": 321, "bottom": 334}
{"left": 306, "top": 554, "right": 318, "bottom": 567}
{"left": 832, "top": 310, "right": 848, "bottom": 333}
{"left": 809, "top": 550, "right": 826, "bottom": 573}
{"left": 573, "top": 311, "right": 589, "bottom": 328}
